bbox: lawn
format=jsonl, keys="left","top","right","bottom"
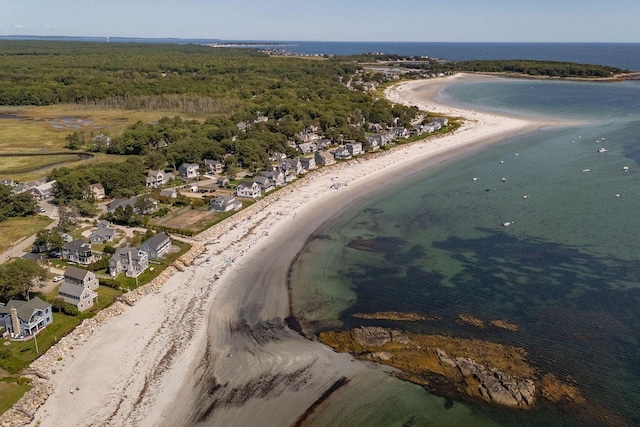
{"left": 0, "top": 313, "right": 81, "bottom": 374}
{"left": 0, "top": 216, "right": 54, "bottom": 254}
{"left": 0, "top": 382, "right": 31, "bottom": 416}
{"left": 150, "top": 201, "right": 255, "bottom": 235}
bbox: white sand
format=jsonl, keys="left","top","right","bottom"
{"left": 27, "top": 74, "right": 548, "bottom": 427}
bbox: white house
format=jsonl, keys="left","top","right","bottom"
{"left": 332, "top": 146, "right": 352, "bottom": 160}
{"left": 345, "top": 142, "right": 363, "bottom": 157}
{"left": 146, "top": 170, "right": 166, "bottom": 188}
{"left": 235, "top": 181, "right": 261, "bottom": 199}
{"left": 300, "top": 157, "right": 317, "bottom": 172}
{"left": 58, "top": 267, "right": 99, "bottom": 312}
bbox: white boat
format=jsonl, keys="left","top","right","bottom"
{"left": 582, "top": 169, "right": 590, "bottom": 172}
{"left": 598, "top": 147, "right": 607, "bottom": 153}
{"left": 623, "top": 166, "right": 629, "bottom": 172}
{"left": 472, "top": 177, "right": 479, "bottom": 181}
{"left": 501, "top": 221, "right": 512, "bottom": 227}
{"left": 501, "top": 177, "right": 507, "bottom": 182}
{"left": 522, "top": 195, "right": 529, "bottom": 199}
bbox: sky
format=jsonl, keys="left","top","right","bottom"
{"left": 1, "top": 0, "right": 639, "bottom": 43}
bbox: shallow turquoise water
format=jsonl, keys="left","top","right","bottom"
{"left": 290, "top": 79, "right": 640, "bottom": 426}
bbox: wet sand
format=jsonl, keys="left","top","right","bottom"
{"left": 28, "top": 74, "right": 549, "bottom": 427}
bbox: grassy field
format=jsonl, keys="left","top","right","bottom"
{"left": 0, "top": 382, "right": 31, "bottom": 416}
{"left": 0, "top": 104, "right": 204, "bottom": 181}
{"left": 0, "top": 216, "right": 54, "bottom": 254}
{"left": 0, "top": 313, "right": 81, "bottom": 374}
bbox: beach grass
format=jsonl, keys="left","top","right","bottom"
{"left": 0, "top": 216, "right": 54, "bottom": 254}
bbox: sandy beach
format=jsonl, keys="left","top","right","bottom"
{"left": 21, "top": 73, "right": 549, "bottom": 427}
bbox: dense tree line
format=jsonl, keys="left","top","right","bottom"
{"left": 0, "top": 184, "right": 37, "bottom": 220}
{"left": 455, "top": 60, "right": 624, "bottom": 77}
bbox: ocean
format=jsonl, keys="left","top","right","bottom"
{"left": 289, "top": 78, "right": 640, "bottom": 426}
{"left": 2, "top": 36, "right": 640, "bottom": 71}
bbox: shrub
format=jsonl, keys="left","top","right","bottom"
{"left": 99, "top": 278, "right": 120, "bottom": 289}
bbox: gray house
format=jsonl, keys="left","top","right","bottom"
{"left": 0, "top": 297, "right": 53, "bottom": 337}
{"left": 89, "top": 227, "right": 116, "bottom": 244}
{"left": 109, "top": 247, "right": 149, "bottom": 278}
{"left": 179, "top": 163, "right": 200, "bottom": 179}
{"left": 210, "top": 195, "right": 242, "bottom": 212}
{"left": 58, "top": 267, "right": 99, "bottom": 312}
{"left": 141, "top": 233, "right": 172, "bottom": 260}
{"left": 62, "top": 240, "right": 94, "bottom": 265}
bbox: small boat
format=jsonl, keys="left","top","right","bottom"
{"left": 522, "top": 195, "right": 529, "bottom": 199}
{"left": 502, "top": 221, "right": 512, "bottom": 227}
{"left": 623, "top": 166, "right": 629, "bottom": 172}
{"left": 499, "top": 160, "right": 504, "bottom": 164}
{"left": 582, "top": 169, "right": 591, "bottom": 172}
{"left": 472, "top": 177, "right": 479, "bottom": 181}
{"left": 501, "top": 177, "right": 507, "bottom": 182}
{"left": 598, "top": 148, "right": 607, "bottom": 153}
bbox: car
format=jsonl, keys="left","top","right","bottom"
{"left": 38, "top": 207, "right": 46, "bottom": 213}
{"left": 48, "top": 251, "right": 61, "bottom": 258}
{"left": 53, "top": 275, "right": 64, "bottom": 282}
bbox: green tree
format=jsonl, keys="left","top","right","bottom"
{"left": 0, "top": 259, "right": 47, "bottom": 301}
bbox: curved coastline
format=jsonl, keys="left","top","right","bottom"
{"left": 24, "top": 74, "right": 555, "bottom": 427}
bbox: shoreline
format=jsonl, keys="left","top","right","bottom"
{"left": 19, "top": 74, "right": 552, "bottom": 427}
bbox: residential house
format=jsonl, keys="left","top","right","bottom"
{"left": 296, "top": 131, "right": 321, "bottom": 144}
{"left": 106, "top": 196, "right": 158, "bottom": 214}
{"left": 96, "top": 220, "right": 111, "bottom": 229}
{"left": 235, "top": 181, "right": 261, "bottom": 199}
{"left": 62, "top": 240, "right": 94, "bottom": 265}
{"left": 179, "top": 163, "right": 200, "bottom": 179}
{"left": 31, "top": 180, "right": 56, "bottom": 200}
{"left": 89, "top": 227, "right": 116, "bottom": 244}
{"left": 253, "top": 177, "right": 275, "bottom": 193}
{"left": 297, "top": 142, "right": 317, "bottom": 154}
{"left": 331, "top": 146, "right": 352, "bottom": 160}
{"left": 300, "top": 157, "right": 317, "bottom": 172}
{"left": 210, "top": 195, "right": 242, "bottom": 212}
{"left": 204, "top": 159, "right": 224, "bottom": 175}
{"left": 345, "top": 142, "right": 363, "bottom": 157}
{"left": 64, "top": 266, "right": 99, "bottom": 290}
{"left": 260, "top": 170, "right": 285, "bottom": 187}
{"left": 58, "top": 266, "right": 99, "bottom": 311}
{"left": 270, "top": 152, "right": 287, "bottom": 163}
{"left": 316, "top": 139, "right": 333, "bottom": 150}
{"left": 92, "top": 134, "right": 112, "bottom": 146}
{"left": 109, "top": 247, "right": 149, "bottom": 278}
{"left": 282, "top": 158, "right": 303, "bottom": 177}
{"left": 315, "top": 150, "right": 336, "bottom": 166}
{"left": 58, "top": 282, "right": 98, "bottom": 312}
{"left": 159, "top": 188, "right": 178, "bottom": 199}
{"left": 140, "top": 233, "right": 172, "bottom": 261}
{"left": 0, "top": 297, "right": 52, "bottom": 338}
{"left": 0, "top": 179, "right": 15, "bottom": 187}
{"left": 146, "top": 170, "right": 166, "bottom": 188}
{"left": 366, "top": 136, "right": 381, "bottom": 151}
{"left": 89, "top": 183, "right": 106, "bottom": 200}
{"left": 217, "top": 177, "right": 230, "bottom": 188}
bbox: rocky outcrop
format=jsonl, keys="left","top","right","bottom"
{"left": 439, "top": 350, "right": 535, "bottom": 408}
{"left": 350, "top": 326, "right": 409, "bottom": 347}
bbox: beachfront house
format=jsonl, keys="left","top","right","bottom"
{"left": 31, "top": 180, "right": 56, "bottom": 200}
{"left": 57, "top": 267, "right": 99, "bottom": 312}
{"left": 62, "top": 240, "right": 95, "bottom": 265}
{"left": 140, "top": 233, "right": 172, "bottom": 260}
{"left": 109, "top": 247, "right": 149, "bottom": 278}
{"left": 300, "top": 157, "right": 317, "bottom": 172}
{"left": 235, "top": 181, "right": 261, "bottom": 199}
{"left": 210, "top": 195, "right": 242, "bottom": 212}
{"left": 315, "top": 150, "right": 336, "bottom": 166}
{"left": 260, "top": 170, "right": 285, "bottom": 187}
{"left": 345, "top": 142, "right": 363, "bottom": 157}
{"left": 332, "top": 146, "right": 352, "bottom": 160}
{"left": 179, "top": 163, "right": 200, "bottom": 179}
{"left": 0, "top": 297, "right": 52, "bottom": 338}
{"left": 253, "top": 177, "right": 275, "bottom": 193}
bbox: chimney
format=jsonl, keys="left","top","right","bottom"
{"left": 10, "top": 307, "right": 20, "bottom": 336}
